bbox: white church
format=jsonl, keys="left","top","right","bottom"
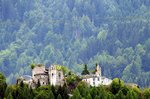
{"left": 81, "top": 64, "right": 112, "bottom": 86}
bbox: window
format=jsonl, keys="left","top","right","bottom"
{"left": 93, "top": 78, "right": 95, "bottom": 81}
{"left": 43, "top": 82, "right": 44, "bottom": 84}
{"left": 58, "top": 72, "right": 61, "bottom": 78}
{"left": 93, "top": 82, "right": 95, "bottom": 85}
{"left": 52, "top": 73, "right": 54, "bottom": 77}
{"left": 98, "top": 77, "right": 100, "bottom": 81}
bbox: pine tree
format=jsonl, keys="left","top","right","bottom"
{"left": 48, "top": 90, "right": 54, "bottom": 99}
{"left": 0, "top": 73, "right": 7, "bottom": 99}
{"left": 126, "top": 90, "right": 134, "bottom": 99}
{"left": 86, "top": 93, "right": 92, "bottom": 99}
{"left": 143, "top": 88, "right": 150, "bottom": 99}
{"left": 57, "top": 94, "right": 62, "bottom": 99}
{"left": 72, "top": 88, "right": 82, "bottom": 99}
{"left": 81, "top": 64, "right": 89, "bottom": 75}
{"left": 111, "top": 78, "right": 124, "bottom": 94}
{"left": 20, "top": 81, "right": 24, "bottom": 88}
{"left": 115, "top": 90, "right": 125, "bottom": 99}
{"left": 6, "top": 93, "right": 13, "bottom": 99}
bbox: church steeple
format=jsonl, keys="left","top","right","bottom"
{"left": 95, "top": 63, "right": 101, "bottom": 76}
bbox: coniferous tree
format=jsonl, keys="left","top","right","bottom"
{"left": 126, "top": 90, "right": 134, "bottom": 99}
{"left": 57, "top": 94, "right": 62, "bottom": 99}
{"left": 111, "top": 78, "right": 124, "bottom": 94}
{"left": 143, "top": 88, "right": 150, "bottom": 99}
{"left": 115, "top": 90, "right": 125, "bottom": 99}
{"left": 6, "top": 93, "right": 13, "bottom": 99}
{"left": 72, "top": 88, "right": 82, "bottom": 99}
{"left": 20, "top": 81, "right": 24, "bottom": 88}
{"left": 48, "top": 90, "right": 55, "bottom": 99}
{"left": 0, "top": 73, "right": 7, "bottom": 99}
{"left": 81, "top": 64, "right": 89, "bottom": 75}
{"left": 86, "top": 93, "right": 92, "bottom": 99}
{"left": 51, "top": 85, "right": 57, "bottom": 98}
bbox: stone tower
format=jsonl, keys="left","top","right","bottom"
{"left": 32, "top": 64, "right": 45, "bottom": 79}
{"left": 95, "top": 64, "right": 102, "bottom": 76}
{"left": 32, "top": 64, "right": 49, "bottom": 86}
{"left": 49, "top": 65, "right": 64, "bottom": 86}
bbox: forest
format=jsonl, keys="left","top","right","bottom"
{"left": 0, "top": 72, "right": 150, "bottom": 99}
{"left": 0, "top": 0, "right": 150, "bottom": 88}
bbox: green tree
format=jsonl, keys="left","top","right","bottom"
{"left": 0, "top": 72, "right": 7, "bottom": 99}
{"left": 4, "top": 85, "right": 18, "bottom": 99}
{"left": 30, "top": 63, "right": 35, "bottom": 69}
{"left": 57, "top": 94, "right": 62, "bottom": 99}
{"left": 48, "top": 90, "right": 54, "bottom": 99}
{"left": 71, "top": 88, "right": 82, "bottom": 99}
{"left": 17, "top": 84, "right": 33, "bottom": 99}
{"left": 111, "top": 78, "right": 124, "bottom": 94}
{"left": 6, "top": 93, "right": 13, "bottom": 99}
{"left": 126, "top": 90, "right": 138, "bottom": 99}
{"left": 115, "top": 90, "right": 125, "bottom": 99}
{"left": 77, "top": 81, "right": 90, "bottom": 97}
{"left": 81, "top": 64, "right": 89, "bottom": 75}
{"left": 143, "top": 88, "right": 150, "bottom": 99}
{"left": 97, "top": 29, "right": 107, "bottom": 41}
{"left": 34, "top": 91, "right": 48, "bottom": 99}
{"left": 86, "top": 93, "right": 92, "bottom": 99}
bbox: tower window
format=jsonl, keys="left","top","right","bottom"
{"left": 93, "top": 78, "right": 95, "bottom": 81}
{"left": 58, "top": 72, "right": 61, "bottom": 78}
{"left": 93, "top": 82, "right": 95, "bottom": 85}
{"left": 52, "top": 73, "right": 54, "bottom": 77}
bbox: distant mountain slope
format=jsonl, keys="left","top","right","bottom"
{"left": 0, "top": 0, "right": 150, "bottom": 87}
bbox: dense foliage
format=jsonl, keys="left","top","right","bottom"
{"left": 0, "top": 72, "right": 150, "bottom": 99}
{"left": 0, "top": 0, "right": 150, "bottom": 87}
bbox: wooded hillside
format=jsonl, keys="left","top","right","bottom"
{"left": 0, "top": 0, "right": 150, "bottom": 87}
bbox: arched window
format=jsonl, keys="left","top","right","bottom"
{"left": 98, "top": 77, "right": 100, "bottom": 81}
{"left": 58, "top": 72, "right": 61, "bottom": 78}
{"left": 93, "top": 78, "right": 95, "bottom": 81}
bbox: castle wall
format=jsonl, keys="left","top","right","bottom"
{"left": 32, "top": 65, "right": 45, "bottom": 79}
{"left": 34, "top": 74, "right": 49, "bottom": 85}
{"left": 49, "top": 65, "right": 64, "bottom": 86}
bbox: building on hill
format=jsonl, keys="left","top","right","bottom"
{"left": 17, "top": 63, "right": 112, "bottom": 88}
{"left": 32, "top": 64, "right": 49, "bottom": 86}
{"left": 49, "top": 65, "right": 64, "bottom": 86}
{"left": 17, "top": 75, "right": 32, "bottom": 85}
{"left": 81, "top": 64, "right": 112, "bottom": 86}
{"left": 95, "top": 64, "right": 102, "bottom": 76}
{"left": 17, "top": 64, "right": 65, "bottom": 88}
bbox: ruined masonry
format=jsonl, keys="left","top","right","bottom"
{"left": 17, "top": 64, "right": 64, "bottom": 88}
